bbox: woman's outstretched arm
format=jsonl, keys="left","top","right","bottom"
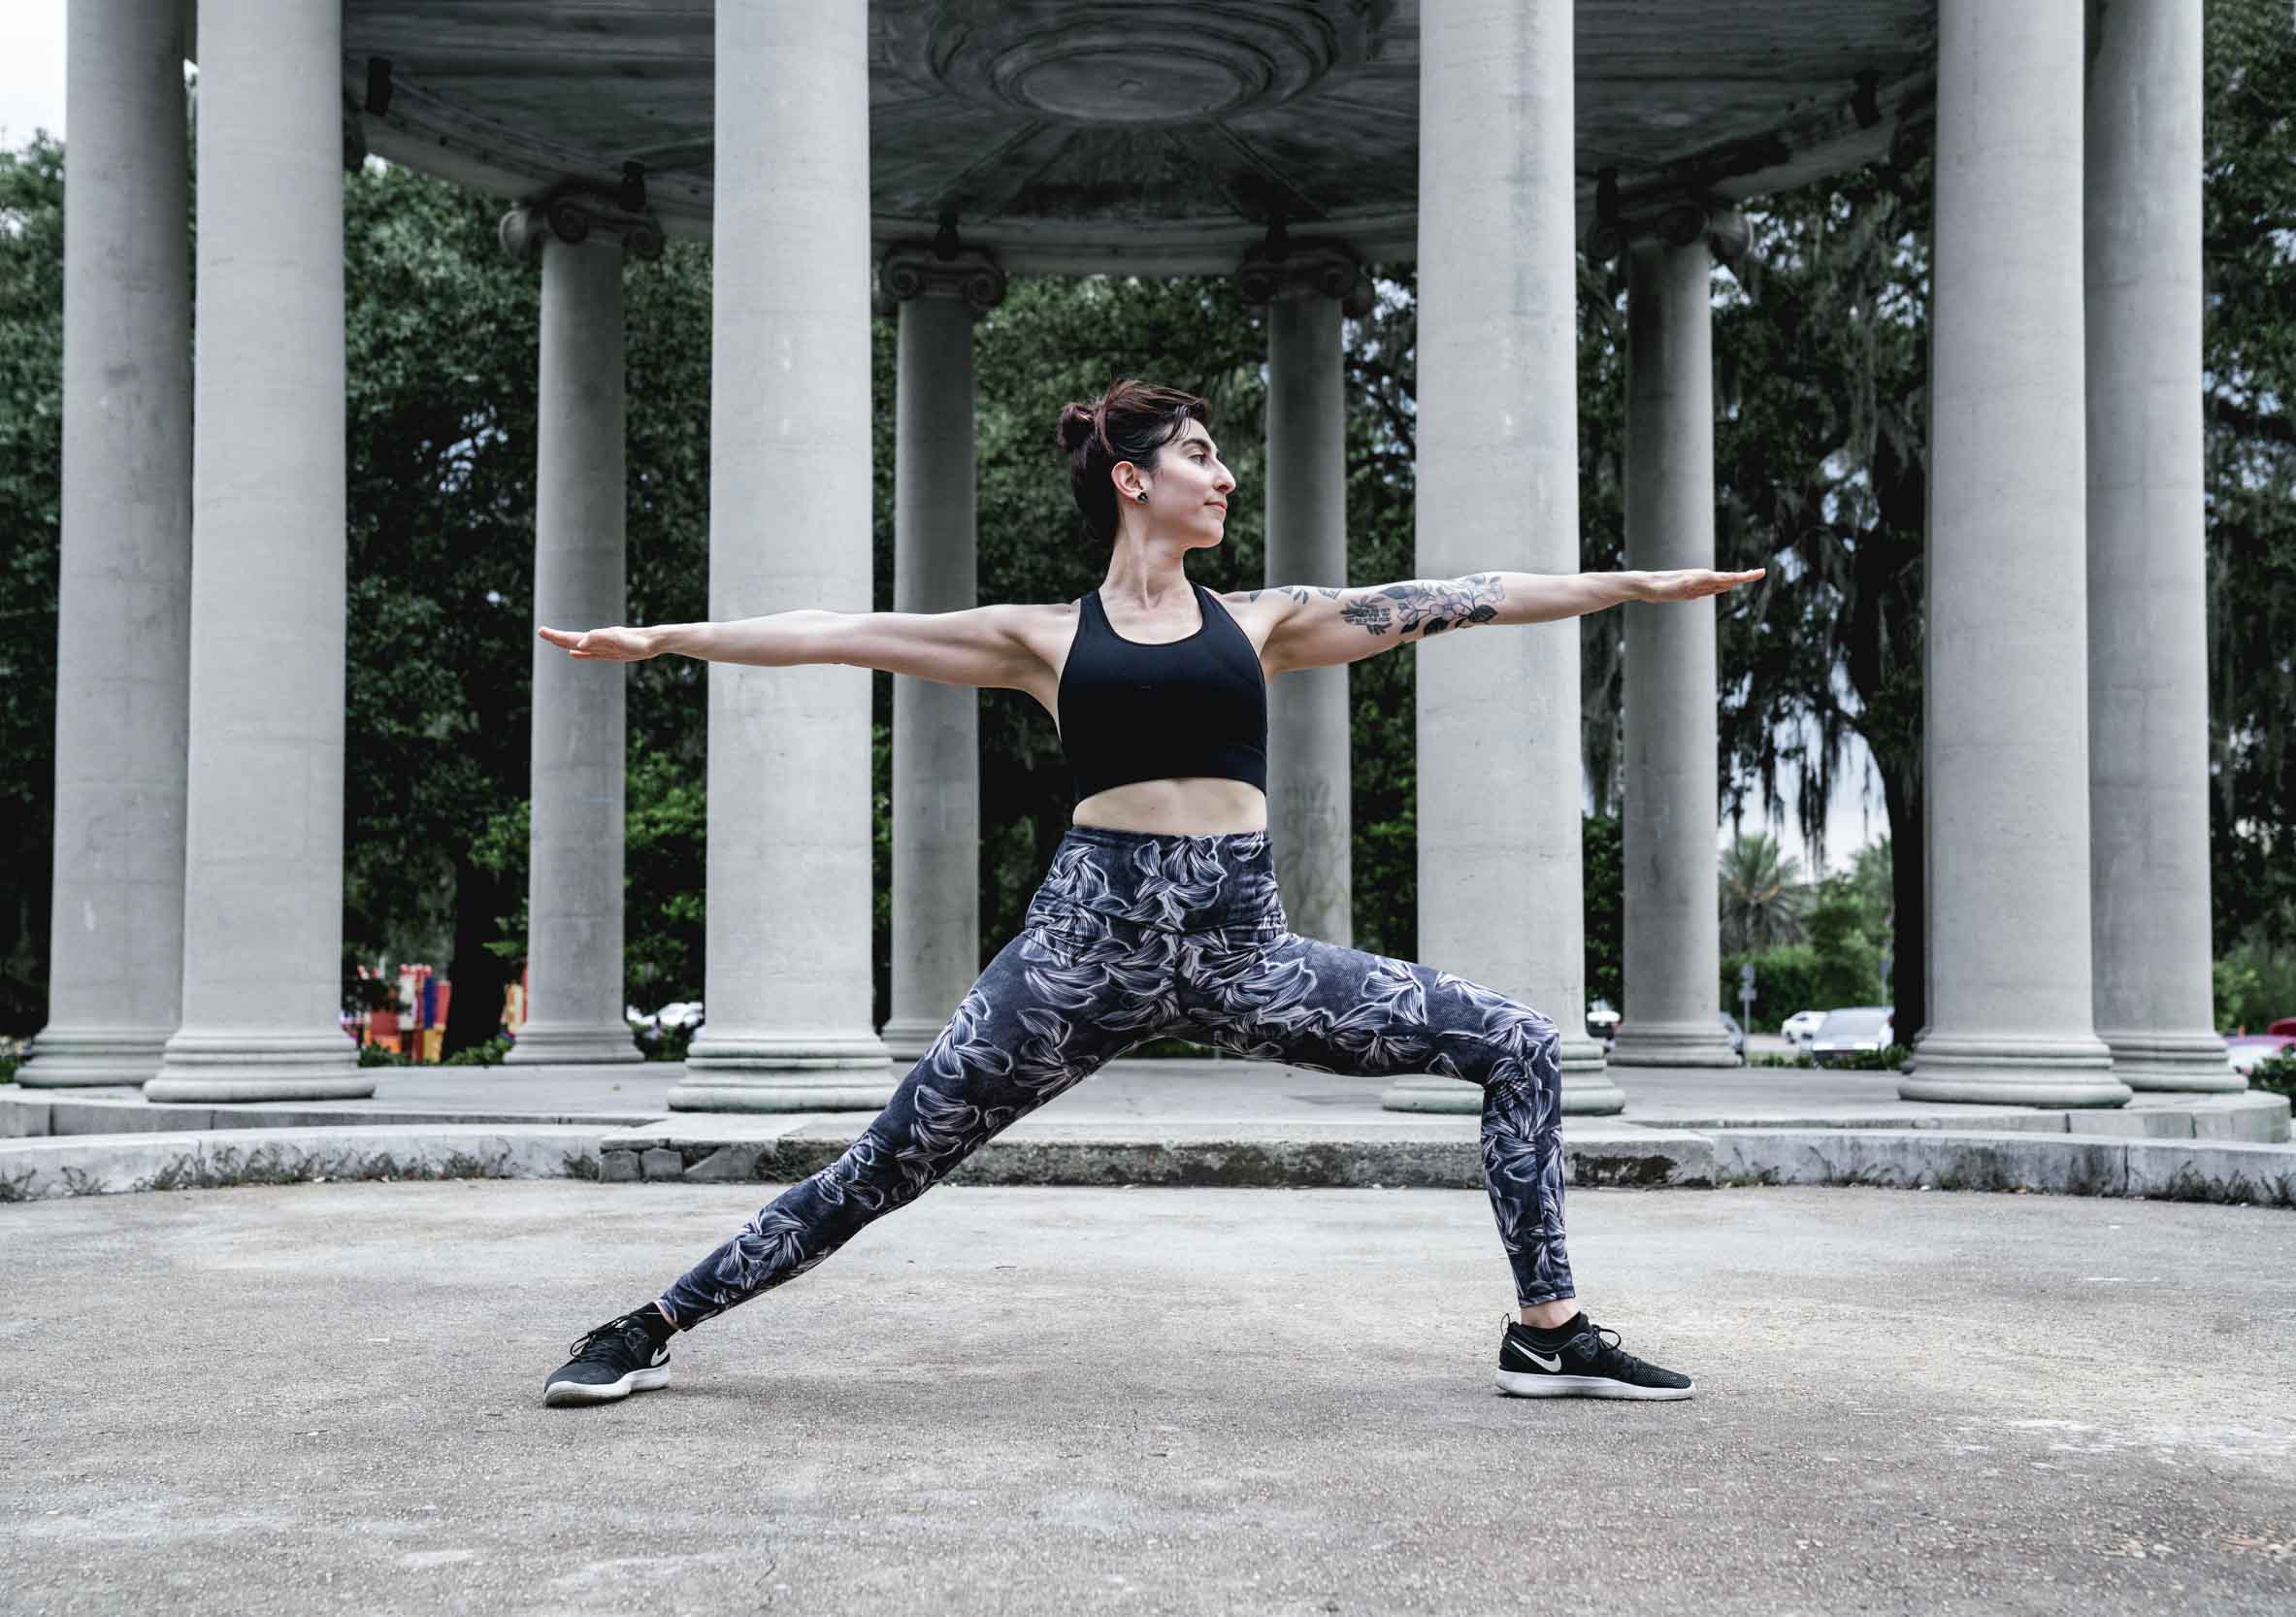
{"left": 538, "top": 611, "right": 836, "bottom": 666}
{"left": 1240, "top": 567, "right": 1765, "bottom": 676}
{"left": 539, "top": 604, "right": 1036, "bottom": 689}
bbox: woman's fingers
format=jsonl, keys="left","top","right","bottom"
{"left": 1648, "top": 567, "right": 1765, "bottom": 602}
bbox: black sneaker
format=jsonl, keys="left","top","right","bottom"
{"left": 1494, "top": 1314, "right": 1694, "bottom": 1401}
{"left": 543, "top": 1308, "right": 672, "bottom": 1407}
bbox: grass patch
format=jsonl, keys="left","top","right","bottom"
{"left": 2139, "top": 1165, "right": 2296, "bottom": 1209}
{"left": 136, "top": 1144, "right": 519, "bottom": 1194}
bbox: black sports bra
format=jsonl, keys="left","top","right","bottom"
{"left": 1055, "top": 583, "right": 1267, "bottom": 807}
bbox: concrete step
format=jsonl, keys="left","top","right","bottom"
{"left": 0, "top": 1124, "right": 609, "bottom": 1201}
{"left": 5, "top": 1117, "right": 2290, "bottom": 1208}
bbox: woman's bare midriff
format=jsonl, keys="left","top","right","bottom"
{"left": 1021, "top": 596, "right": 1274, "bottom": 838}
{"left": 1072, "top": 777, "right": 1268, "bottom": 836}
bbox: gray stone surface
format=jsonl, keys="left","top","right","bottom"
{"left": 1408, "top": 0, "right": 1619, "bottom": 1117}
{"left": 2084, "top": 0, "right": 2235, "bottom": 1094}
{"left": 507, "top": 233, "right": 640, "bottom": 1068}
{"left": 1613, "top": 231, "right": 1735, "bottom": 1070}
{"left": 882, "top": 285, "right": 984, "bottom": 1064}
{"left": 22, "top": 0, "right": 192, "bottom": 1091}
{"left": 6, "top": 1181, "right": 2294, "bottom": 1614}
{"left": 9, "top": 1067, "right": 2285, "bottom": 1143}
{"left": 672, "top": 0, "right": 894, "bottom": 1110}
{"left": 148, "top": 0, "right": 366, "bottom": 1105}
{"left": 1903, "top": 0, "right": 2123, "bottom": 1107}
{"left": 1263, "top": 287, "right": 1355, "bottom": 947}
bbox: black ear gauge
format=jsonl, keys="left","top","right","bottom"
{"left": 1135, "top": 489, "right": 1149, "bottom": 503}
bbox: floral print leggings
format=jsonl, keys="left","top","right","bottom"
{"left": 657, "top": 824, "right": 1574, "bottom": 1327}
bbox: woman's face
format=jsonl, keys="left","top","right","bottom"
{"left": 1133, "top": 419, "right": 1235, "bottom": 544}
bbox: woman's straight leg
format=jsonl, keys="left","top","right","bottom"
{"left": 1171, "top": 927, "right": 1574, "bottom": 1308}
{"left": 656, "top": 916, "right": 1173, "bottom": 1329}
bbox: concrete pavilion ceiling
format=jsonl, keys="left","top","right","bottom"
{"left": 340, "top": 0, "right": 1937, "bottom": 276}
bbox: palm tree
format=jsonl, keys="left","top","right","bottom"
{"left": 1720, "top": 833, "right": 1810, "bottom": 952}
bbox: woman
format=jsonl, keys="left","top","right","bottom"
{"left": 535, "top": 380, "right": 1762, "bottom": 1408}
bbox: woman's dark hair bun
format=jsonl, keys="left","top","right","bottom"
{"left": 1054, "top": 380, "right": 1210, "bottom": 548}
{"left": 1055, "top": 402, "right": 1099, "bottom": 456}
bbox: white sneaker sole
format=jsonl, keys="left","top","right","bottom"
{"left": 543, "top": 1366, "right": 671, "bottom": 1407}
{"left": 1494, "top": 1368, "right": 1694, "bottom": 1401}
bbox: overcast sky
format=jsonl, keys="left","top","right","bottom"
{"left": 0, "top": 0, "right": 67, "bottom": 145}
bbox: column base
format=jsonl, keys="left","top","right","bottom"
{"left": 1897, "top": 1031, "right": 2129, "bottom": 1107}
{"left": 1609, "top": 1021, "right": 1742, "bottom": 1069}
{"left": 2100, "top": 1028, "right": 2243, "bottom": 1093}
{"left": 503, "top": 1023, "right": 643, "bottom": 1066}
{"left": 16, "top": 1025, "right": 176, "bottom": 1088}
{"left": 146, "top": 1028, "right": 372, "bottom": 1103}
{"left": 1381, "top": 1034, "right": 1626, "bottom": 1116}
{"left": 876, "top": 1014, "right": 948, "bottom": 1067}
{"left": 668, "top": 1029, "right": 897, "bottom": 1112}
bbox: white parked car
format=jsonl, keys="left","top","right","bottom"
{"left": 1810, "top": 1006, "right": 1895, "bottom": 1066}
{"left": 652, "top": 1000, "right": 705, "bottom": 1032}
{"left": 1586, "top": 1000, "right": 1620, "bottom": 1052}
{"left": 2224, "top": 1035, "right": 2293, "bottom": 1076}
{"left": 1781, "top": 1008, "right": 1826, "bottom": 1048}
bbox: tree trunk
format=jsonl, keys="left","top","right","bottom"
{"left": 442, "top": 849, "right": 515, "bottom": 1057}
{"left": 1876, "top": 760, "right": 1926, "bottom": 1040}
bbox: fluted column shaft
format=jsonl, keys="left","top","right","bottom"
{"left": 148, "top": 0, "right": 366, "bottom": 1102}
{"left": 882, "top": 291, "right": 981, "bottom": 1062}
{"left": 1265, "top": 290, "right": 1353, "bottom": 946}
{"left": 671, "top": 0, "right": 892, "bottom": 1110}
{"left": 1901, "top": 0, "right": 2125, "bottom": 1107}
{"left": 1395, "top": 0, "right": 1621, "bottom": 1115}
{"left": 1612, "top": 234, "right": 1735, "bottom": 1068}
{"left": 2084, "top": 0, "right": 2234, "bottom": 1092}
{"left": 508, "top": 236, "right": 639, "bottom": 1066}
{"left": 22, "top": 0, "right": 192, "bottom": 1089}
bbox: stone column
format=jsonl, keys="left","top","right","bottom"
{"left": 148, "top": 0, "right": 368, "bottom": 1102}
{"left": 1900, "top": 0, "right": 2125, "bottom": 1107}
{"left": 1393, "top": 0, "right": 1623, "bottom": 1115}
{"left": 878, "top": 244, "right": 1004, "bottom": 1063}
{"left": 2084, "top": 0, "right": 2235, "bottom": 1091}
{"left": 1611, "top": 216, "right": 1738, "bottom": 1069}
{"left": 1242, "top": 242, "right": 1366, "bottom": 947}
{"left": 670, "top": 0, "right": 894, "bottom": 1110}
{"left": 20, "top": 0, "right": 192, "bottom": 1089}
{"left": 500, "top": 207, "right": 641, "bottom": 1067}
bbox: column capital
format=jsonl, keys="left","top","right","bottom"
{"left": 1234, "top": 237, "right": 1373, "bottom": 315}
{"left": 500, "top": 185, "right": 666, "bottom": 266}
{"left": 875, "top": 241, "right": 1008, "bottom": 316}
{"left": 1586, "top": 187, "right": 1748, "bottom": 266}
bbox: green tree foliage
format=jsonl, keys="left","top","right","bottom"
{"left": 1702, "top": 140, "right": 1931, "bottom": 1038}
{"left": 0, "top": 135, "right": 63, "bottom": 1033}
{"left": 1720, "top": 944, "right": 1819, "bottom": 1034}
{"left": 2204, "top": 0, "right": 2296, "bottom": 954}
{"left": 1719, "top": 832, "right": 1808, "bottom": 953}
{"left": 339, "top": 163, "right": 717, "bottom": 1045}
{"left": 1581, "top": 812, "right": 1624, "bottom": 1011}
{"left": 1802, "top": 876, "right": 1885, "bottom": 1009}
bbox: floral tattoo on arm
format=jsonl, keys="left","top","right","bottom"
{"left": 1244, "top": 573, "right": 1505, "bottom": 640}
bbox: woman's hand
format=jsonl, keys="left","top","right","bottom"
{"left": 538, "top": 624, "right": 660, "bottom": 662}
{"left": 1638, "top": 568, "right": 1766, "bottom": 603}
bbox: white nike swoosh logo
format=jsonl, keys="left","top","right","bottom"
{"left": 1507, "top": 1339, "right": 1561, "bottom": 1372}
